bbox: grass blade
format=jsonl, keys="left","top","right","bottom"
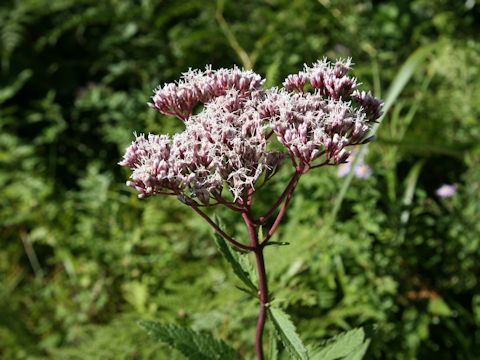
{"left": 329, "top": 42, "right": 440, "bottom": 223}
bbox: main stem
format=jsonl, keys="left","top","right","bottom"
{"left": 243, "top": 212, "right": 268, "bottom": 360}
{"left": 254, "top": 247, "right": 268, "bottom": 360}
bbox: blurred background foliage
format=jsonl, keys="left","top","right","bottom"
{"left": 1, "top": 0, "right": 480, "bottom": 359}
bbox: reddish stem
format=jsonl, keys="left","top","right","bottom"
{"left": 261, "top": 172, "right": 301, "bottom": 245}
{"left": 243, "top": 211, "right": 269, "bottom": 360}
{"left": 193, "top": 168, "right": 302, "bottom": 358}
{"left": 254, "top": 247, "right": 269, "bottom": 360}
{"left": 255, "top": 303, "right": 267, "bottom": 360}
{"left": 257, "top": 171, "right": 302, "bottom": 224}
{"left": 191, "top": 206, "right": 253, "bottom": 251}
{"left": 308, "top": 159, "right": 335, "bottom": 170}
{"left": 211, "top": 190, "right": 245, "bottom": 212}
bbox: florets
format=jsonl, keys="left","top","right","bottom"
{"left": 148, "top": 66, "right": 265, "bottom": 121}
{"left": 121, "top": 59, "right": 383, "bottom": 203}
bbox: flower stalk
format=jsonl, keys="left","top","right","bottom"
{"left": 242, "top": 211, "right": 268, "bottom": 359}
{"left": 119, "top": 58, "right": 382, "bottom": 359}
{"left": 253, "top": 248, "right": 268, "bottom": 360}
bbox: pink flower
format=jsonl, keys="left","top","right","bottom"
{"left": 351, "top": 90, "right": 384, "bottom": 121}
{"left": 121, "top": 59, "right": 382, "bottom": 202}
{"left": 148, "top": 66, "right": 265, "bottom": 121}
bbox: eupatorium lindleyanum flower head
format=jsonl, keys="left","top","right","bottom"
{"left": 120, "top": 59, "right": 383, "bottom": 203}
{"left": 148, "top": 65, "right": 265, "bottom": 121}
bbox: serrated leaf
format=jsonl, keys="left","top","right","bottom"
{"left": 268, "top": 329, "right": 279, "bottom": 360}
{"left": 234, "top": 285, "right": 256, "bottom": 296}
{"left": 213, "top": 231, "right": 257, "bottom": 292}
{"left": 138, "top": 321, "right": 239, "bottom": 360}
{"left": 344, "top": 341, "right": 370, "bottom": 360}
{"left": 309, "top": 327, "right": 372, "bottom": 360}
{"left": 268, "top": 307, "right": 308, "bottom": 360}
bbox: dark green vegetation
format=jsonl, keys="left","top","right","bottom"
{"left": 1, "top": 0, "right": 480, "bottom": 359}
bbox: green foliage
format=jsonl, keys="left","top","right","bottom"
{"left": 268, "top": 306, "right": 309, "bottom": 360}
{"left": 309, "top": 327, "right": 372, "bottom": 360}
{"left": 138, "top": 321, "right": 240, "bottom": 360}
{"left": 213, "top": 228, "right": 257, "bottom": 294}
{"left": 330, "top": 41, "right": 438, "bottom": 223}
{"left": 268, "top": 307, "right": 372, "bottom": 360}
{"left": 268, "top": 329, "right": 279, "bottom": 360}
{"left": 48, "top": 314, "right": 165, "bottom": 360}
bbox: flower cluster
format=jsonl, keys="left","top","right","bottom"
{"left": 148, "top": 66, "right": 265, "bottom": 121}
{"left": 120, "top": 90, "right": 279, "bottom": 202}
{"left": 284, "top": 58, "right": 383, "bottom": 121}
{"left": 120, "top": 59, "right": 382, "bottom": 204}
{"left": 260, "top": 90, "right": 372, "bottom": 167}
{"left": 283, "top": 58, "right": 356, "bottom": 99}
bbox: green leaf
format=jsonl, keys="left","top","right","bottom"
{"left": 428, "top": 298, "right": 452, "bottom": 317}
{"left": 309, "top": 327, "right": 373, "bottom": 360}
{"left": 375, "top": 138, "right": 464, "bottom": 158}
{"left": 268, "top": 306, "right": 309, "bottom": 360}
{"left": 234, "top": 285, "right": 256, "bottom": 295}
{"left": 138, "top": 321, "right": 239, "bottom": 360}
{"left": 473, "top": 295, "right": 480, "bottom": 326}
{"left": 265, "top": 55, "right": 282, "bottom": 87}
{"left": 264, "top": 241, "right": 290, "bottom": 247}
{"left": 213, "top": 228, "right": 257, "bottom": 292}
{"left": 121, "top": 281, "right": 148, "bottom": 313}
{"left": 0, "top": 69, "right": 32, "bottom": 105}
{"left": 268, "top": 329, "right": 279, "bottom": 360}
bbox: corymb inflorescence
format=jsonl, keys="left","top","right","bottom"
{"left": 119, "top": 58, "right": 382, "bottom": 360}
{"left": 119, "top": 59, "right": 382, "bottom": 205}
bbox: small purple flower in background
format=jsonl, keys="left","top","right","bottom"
{"left": 337, "top": 146, "right": 373, "bottom": 179}
{"left": 334, "top": 44, "right": 351, "bottom": 55}
{"left": 337, "top": 163, "right": 351, "bottom": 178}
{"left": 436, "top": 184, "right": 457, "bottom": 198}
{"left": 354, "top": 164, "right": 373, "bottom": 179}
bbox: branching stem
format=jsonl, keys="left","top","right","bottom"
{"left": 257, "top": 171, "right": 302, "bottom": 224}
{"left": 191, "top": 206, "right": 253, "bottom": 251}
{"left": 193, "top": 168, "right": 304, "bottom": 358}
{"left": 261, "top": 172, "right": 300, "bottom": 245}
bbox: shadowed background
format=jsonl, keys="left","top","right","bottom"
{"left": 1, "top": 0, "right": 480, "bottom": 359}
